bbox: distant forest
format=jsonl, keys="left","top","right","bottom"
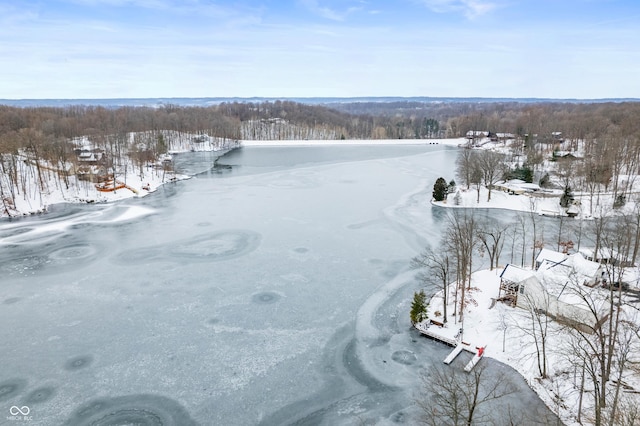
{"left": 2, "top": 100, "right": 640, "bottom": 146}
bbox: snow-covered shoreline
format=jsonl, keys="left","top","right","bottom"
{"left": 1, "top": 147, "right": 232, "bottom": 219}
{"left": 431, "top": 181, "right": 640, "bottom": 220}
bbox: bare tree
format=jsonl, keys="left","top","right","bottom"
{"left": 528, "top": 197, "right": 543, "bottom": 270}
{"left": 516, "top": 291, "right": 553, "bottom": 379}
{"left": 478, "top": 150, "right": 505, "bottom": 202}
{"left": 411, "top": 245, "right": 452, "bottom": 323}
{"left": 477, "top": 220, "right": 508, "bottom": 270}
{"left": 444, "top": 211, "right": 479, "bottom": 324}
{"left": 471, "top": 158, "right": 483, "bottom": 204}
{"left": 416, "top": 365, "right": 515, "bottom": 426}
{"left": 563, "top": 278, "right": 632, "bottom": 426}
{"left": 456, "top": 148, "right": 475, "bottom": 190}
{"left": 607, "top": 319, "right": 638, "bottom": 426}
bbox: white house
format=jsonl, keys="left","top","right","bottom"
{"left": 500, "top": 253, "right": 604, "bottom": 328}
{"left": 494, "top": 179, "right": 541, "bottom": 195}
{"left": 579, "top": 247, "right": 634, "bottom": 267}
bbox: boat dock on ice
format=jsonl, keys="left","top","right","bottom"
{"left": 413, "top": 319, "right": 486, "bottom": 372}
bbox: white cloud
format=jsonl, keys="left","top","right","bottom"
{"left": 418, "top": 0, "right": 498, "bottom": 19}
{"left": 65, "top": 0, "right": 254, "bottom": 20}
{"left": 299, "top": 0, "right": 363, "bottom": 21}
{"left": 67, "top": 0, "right": 171, "bottom": 8}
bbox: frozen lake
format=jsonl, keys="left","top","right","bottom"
{"left": 0, "top": 145, "right": 557, "bottom": 425}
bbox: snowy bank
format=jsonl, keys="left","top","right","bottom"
{"left": 432, "top": 183, "right": 639, "bottom": 220}
{"left": 2, "top": 144, "right": 232, "bottom": 219}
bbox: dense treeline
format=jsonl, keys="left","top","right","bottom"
{"left": 329, "top": 100, "right": 519, "bottom": 121}
{"left": 2, "top": 100, "right": 640, "bottom": 185}
{"left": 332, "top": 100, "right": 640, "bottom": 140}
{"left": 0, "top": 100, "right": 442, "bottom": 146}
{"left": 445, "top": 102, "right": 640, "bottom": 141}
{"left": 3, "top": 100, "right": 639, "bottom": 148}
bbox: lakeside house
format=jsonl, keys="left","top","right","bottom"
{"left": 465, "top": 130, "right": 491, "bottom": 147}
{"left": 493, "top": 179, "right": 541, "bottom": 195}
{"left": 499, "top": 251, "right": 604, "bottom": 328}
{"left": 579, "top": 247, "right": 634, "bottom": 268}
{"left": 495, "top": 132, "right": 515, "bottom": 141}
{"left": 76, "top": 149, "right": 105, "bottom": 165}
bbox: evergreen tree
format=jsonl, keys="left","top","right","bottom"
{"left": 156, "top": 133, "right": 167, "bottom": 155}
{"left": 560, "top": 185, "right": 575, "bottom": 208}
{"left": 410, "top": 290, "right": 428, "bottom": 324}
{"left": 505, "top": 163, "right": 533, "bottom": 183}
{"left": 433, "top": 177, "right": 448, "bottom": 201}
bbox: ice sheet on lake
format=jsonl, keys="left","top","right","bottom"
{"left": 0, "top": 146, "right": 558, "bottom": 425}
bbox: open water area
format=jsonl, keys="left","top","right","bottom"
{"left": 0, "top": 144, "right": 559, "bottom": 425}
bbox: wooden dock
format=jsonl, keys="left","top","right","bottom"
{"left": 414, "top": 320, "right": 486, "bottom": 372}
{"left": 413, "top": 320, "right": 461, "bottom": 347}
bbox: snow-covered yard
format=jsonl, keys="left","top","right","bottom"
{"left": 435, "top": 182, "right": 640, "bottom": 220}
{"left": 419, "top": 269, "right": 640, "bottom": 426}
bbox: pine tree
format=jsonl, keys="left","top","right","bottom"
{"left": 410, "top": 290, "right": 428, "bottom": 324}
{"left": 432, "top": 177, "right": 448, "bottom": 201}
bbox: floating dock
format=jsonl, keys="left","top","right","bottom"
{"left": 443, "top": 343, "right": 465, "bottom": 364}
{"left": 464, "top": 346, "right": 486, "bottom": 372}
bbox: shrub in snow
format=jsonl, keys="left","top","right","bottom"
{"left": 613, "top": 194, "right": 626, "bottom": 209}
{"left": 560, "top": 186, "right": 574, "bottom": 208}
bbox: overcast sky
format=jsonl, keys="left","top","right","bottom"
{"left": 1, "top": 0, "right": 639, "bottom": 99}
